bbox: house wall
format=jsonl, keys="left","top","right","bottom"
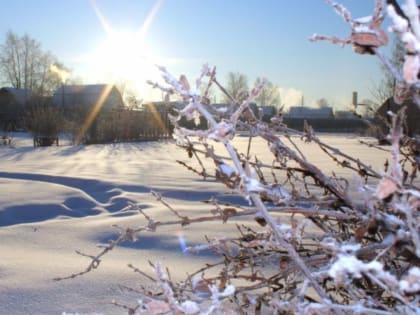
{"left": 376, "top": 98, "right": 420, "bottom": 136}
{"left": 283, "top": 117, "right": 367, "bottom": 133}
{"left": 102, "top": 87, "right": 124, "bottom": 109}
{"left": 0, "top": 88, "right": 29, "bottom": 131}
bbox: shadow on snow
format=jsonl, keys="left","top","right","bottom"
{"left": 0, "top": 172, "right": 245, "bottom": 227}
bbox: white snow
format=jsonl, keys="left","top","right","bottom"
{"left": 218, "top": 163, "right": 236, "bottom": 177}
{"left": 387, "top": 5, "right": 409, "bottom": 33}
{"left": 0, "top": 132, "right": 391, "bottom": 314}
{"left": 328, "top": 253, "right": 383, "bottom": 281}
{"left": 399, "top": 267, "right": 420, "bottom": 293}
{"left": 354, "top": 15, "right": 372, "bottom": 24}
{"left": 180, "top": 300, "right": 200, "bottom": 314}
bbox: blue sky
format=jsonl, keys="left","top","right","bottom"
{"left": 0, "top": 1, "right": 392, "bottom": 108}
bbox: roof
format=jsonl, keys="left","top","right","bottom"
{"left": 287, "top": 106, "right": 333, "bottom": 118}
{"left": 0, "top": 87, "right": 32, "bottom": 105}
{"left": 52, "top": 84, "right": 123, "bottom": 108}
{"left": 149, "top": 101, "right": 186, "bottom": 110}
{"left": 55, "top": 84, "right": 111, "bottom": 95}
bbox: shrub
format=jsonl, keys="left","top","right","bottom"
{"left": 25, "top": 103, "right": 64, "bottom": 140}
{"left": 57, "top": 1, "right": 420, "bottom": 314}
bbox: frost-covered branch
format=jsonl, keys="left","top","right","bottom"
{"left": 314, "top": 0, "right": 420, "bottom": 107}
{"left": 59, "top": 2, "right": 419, "bottom": 314}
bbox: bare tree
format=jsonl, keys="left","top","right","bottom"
{"left": 254, "top": 77, "right": 281, "bottom": 108}
{"left": 358, "top": 98, "right": 377, "bottom": 117}
{"left": 200, "top": 83, "right": 217, "bottom": 104}
{"left": 222, "top": 72, "right": 248, "bottom": 104}
{"left": 124, "top": 89, "right": 143, "bottom": 109}
{"left": 370, "top": 38, "right": 405, "bottom": 107}
{"left": 0, "top": 31, "right": 67, "bottom": 96}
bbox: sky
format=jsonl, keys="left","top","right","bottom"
{"left": 0, "top": 0, "right": 394, "bottom": 109}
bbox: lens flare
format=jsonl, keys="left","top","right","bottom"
{"left": 76, "top": 84, "right": 113, "bottom": 144}
{"left": 145, "top": 102, "right": 169, "bottom": 135}
{"left": 89, "top": 0, "right": 112, "bottom": 34}
{"left": 89, "top": 0, "right": 163, "bottom": 94}
{"left": 176, "top": 229, "right": 188, "bottom": 253}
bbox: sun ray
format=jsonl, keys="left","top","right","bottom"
{"left": 89, "top": 0, "right": 112, "bottom": 34}
{"left": 76, "top": 84, "right": 113, "bottom": 144}
{"left": 145, "top": 102, "right": 169, "bottom": 135}
{"left": 88, "top": 0, "right": 163, "bottom": 99}
{"left": 136, "top": 0, "right": 163, "bottom": 43}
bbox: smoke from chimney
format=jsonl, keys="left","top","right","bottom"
{"left": 50, "top": 64, "right": 70, "bottom": 84}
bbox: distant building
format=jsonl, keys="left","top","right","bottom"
{"left": 212, "top": 102, "right": 275, "bottom": 121}
{"left": 212, "top": 103, "right": 237, "bottom": 114}
{"left": 52, "top": 84, "right": 124, "bottom": 110}
{"left": 287, "top": 106, "right": 333, "bottom": 119}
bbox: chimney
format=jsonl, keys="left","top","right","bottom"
{"left": 352, "top": 91, "right": 358, "bottom": 107}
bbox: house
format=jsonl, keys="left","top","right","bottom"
{"left": 212, "top": 103, "right": 237, "bottom": 113}
{"left": 52, "top": 84, "right": 124, "bottom": 110}
{"left": 0, "top": 87, "right": 32, "bottom": 130}
{"left": 259, "top": 105, "right": 277, "bottom": 121}
{"left": 51, "top": 84, "right": 124, "bottom": 143}
{"left": 0, "top": 87, "right": 32, "bottom": 106}
{"left": 376, "top": 97, "right": 420, "bottom": 137}
{"left": 148, "top": 101, "right": 186, "bottom": 112}
{"left": 287, "top": 106, "right": 334, "bottom": 119}
{"left": 335, "top": 110, "right": 357, "bottom": 119}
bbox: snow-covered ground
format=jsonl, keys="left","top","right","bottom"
{"left": 0, "top": 133, "right": 389, "bottom": 314}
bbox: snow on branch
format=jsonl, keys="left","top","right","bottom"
{"left": 314, "top": 0, "right": 420, "bottom": 107}
{"left": 58, "top": 1, "right": 419, "bottom": 314}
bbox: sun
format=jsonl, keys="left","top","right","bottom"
{"left": 99, "top": 30, "right": 144, "bottom": 73}
{"left": 88, "top": 0, "right": 163, "bottom": 98}
{"left": 95, "top": 29, "right": 157, "bottom": 80}
{"left": 91, "top": 28, "right": 162, "bottom": 99}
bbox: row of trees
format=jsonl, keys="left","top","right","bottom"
{"left": 0, "top": 29, "right": 402, "bottom": 146}
{"left": 221, "top": 71, "right": 384, "bottom": 112}
{"left": 0, "top": 30, "right": 285, "bottom": 122}
{"left": 0, "top": 30, "right": 397, "bottom": 113}
{"left": 370, "top": 38, "right": 405, "bottom": 106}
{"left": 0, "top": 31, "right": 69, "bottom": 96}
{"left": 0, "top": 30, "right": 284, "bottom": 108}
{"left": 222, "top": 38, "right": 406, "bottom": 113}
{"left": 222, "top": 71, "right": 282, "bottom": 108}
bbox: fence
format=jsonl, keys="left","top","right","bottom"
{"left": 84, "top": 107, "right": 174, "bottom": 144}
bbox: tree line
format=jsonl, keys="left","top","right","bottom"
{"left": 0, "top": 29, "right": 402, "bottom": 111}
{"left": 0, "top": 31, "right": 284, "bottom": 110}
{"left": 0, "top": 30, "right": 70, "bottom": 96}
{"left": 0, "top": 30, "right": 400, "bottom": 145}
